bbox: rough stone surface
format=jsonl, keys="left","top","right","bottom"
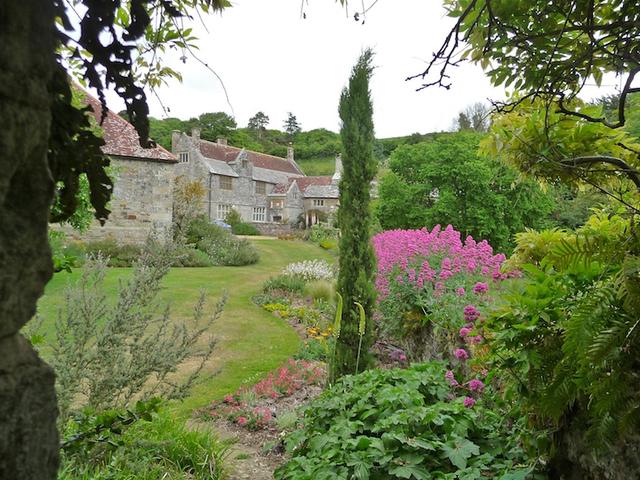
{"left": 0, "top": 0, "right": 60, "bottom": 478}
{"left": 248, "top": 222, "right": 295, "bottom": 237}
{"left": 66, "top": 156, "right": 176, "bottom": 243}
{"left": 0, "top": 335, "right": 59, "bottom": 479}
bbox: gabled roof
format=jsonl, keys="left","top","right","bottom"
{"left": 201, "top": 158, "right": 239, "bottom": 177}
{"left": 270, "top": 178, "right": 296, "bottom": 196}
{"left": 199, "top": 139, "right": 304, "bottom": 176}
{"left": 294, "top": 176, "right": 332, "bottom": 193}
{"left": 252, "top": 167, "right": 293, "bottom": 185}
{"left": 270, "top": 176, "right": 338, "bottom": 199}
{"left": 296, "top": 176, "right": 338, "bottom": 199}
{"left": 85, "top": 94, "right": 176, "bottom": 163}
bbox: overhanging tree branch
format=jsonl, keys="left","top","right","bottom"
{"left": 560, "top": 155, "right": 640, "bottom": 191}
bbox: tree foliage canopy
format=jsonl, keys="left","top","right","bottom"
{"left": 283, "top": 112, "right": 302, "bottom": 137}
{"left": 377, "top": 132, "right": 554, "bottom": 252}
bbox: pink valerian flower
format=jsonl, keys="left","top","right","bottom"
{"left": 459, "top": 327, "right": 472, "bottom": 338}
{"left": 472, "top": 282, "right": 489, "bottom": 294}
{"left": 463, "top": 396, "right": 476, "bottom": 408}
{"left": 439, "top": 269, "right": 454, "bottom": 280}
{"left": 237, "top": 416, "right": 248, "bottom": 425}
{"left": 223, "top": 395, "right": 234, "bottom": 404}
{"left": 468, "top": 379, "right": 485, "bottom": 392}
{"left": 445, "top": 370, "right": 458, "bottom": 386}
{"left": 456, "top": 287, "right": 466, "bottom": 296}
{"left": 463, "top": 305, "right": 481, "bottom": 322}
{"left": 454, "top": 348, "right": 469, "bottom": 360}
{"left": 466, "top": 335, "right": 483, "bottom": 345}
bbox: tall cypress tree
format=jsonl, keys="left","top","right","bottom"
{"left": 333, "top": 49, "right": 377, "bottom": 379}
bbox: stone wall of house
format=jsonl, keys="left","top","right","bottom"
{"left": 174, "top": 132, "right": 286, "bottom": 223}
{"left": 248, "top": 222, "right": 297, "bottom": 237}
{"left": 73, "top": 156, "right": 175, "bottom": 243}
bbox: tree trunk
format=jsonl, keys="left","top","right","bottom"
{"left": 0, "top": 1, "right": 59, "bottom": 478}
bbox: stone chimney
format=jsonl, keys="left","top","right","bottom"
{"left": 287, "top": 144, "right": 294, "bottom": 162}
{"left": 191, "top": 127, "right": 201, "bottom": 144}
{"left": 171, "top": 130, "right": 181, "bottom": 153}
{"left": 331, "top": 153, "right": 343, "bottom": 185}
{"left": 217, "top": 136, "right": 228, "bottom": 145}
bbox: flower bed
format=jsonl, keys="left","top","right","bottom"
{"left": 372, "top": 225, "right": 520, "bottom": 406}
{"left": 281, "top": 259, "right": 334, "bottom": 282}
{"left": 201, "top": 359, "right": 325, "bottom": 431}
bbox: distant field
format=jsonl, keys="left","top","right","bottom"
{"left": 34, "top": 238, "right": 334, "bottom": 417}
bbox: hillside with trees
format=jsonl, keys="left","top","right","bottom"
{"left": 148, "top": 112, "right": 468, "bottom": 176}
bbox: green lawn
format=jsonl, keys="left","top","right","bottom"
{"left": 35, "top": 238, "right": 333, "bottom": 418}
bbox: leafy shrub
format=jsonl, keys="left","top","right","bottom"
{"left": 60, "top": 406, "right": 229, "bottom": 480}
{"left": 275, "top": 362, "right": 533, "bottom": 480}
{"left": 186, "top": 216, "right": 224, "bottom": 245}
{"left": 486, "top": 212, "right": 640, "bottom": 473}
{"left": 172, "top": 245, "right": 214, "bottom": 267}
{"left": 199, "top": 236, "right": 260, "bottom": 266}
{"left": 295, "top": 338, "right": 330, "bottom": 362}
{"left": 232, "top": 222, "right": 260, "bottom": 235}
{"left": 49, "top": 245, "right": 226, "bottom": 421}
{"left": 263, "top": 274, "right": 306, "bottom": 294}
{"left": 188, "top": 216, "right": 260, "bottom": 266}
{"left": 282, "top": 259, "right": 334, "bottom": 282}
{"left": 319, "top": 239, "right": 337, "bottom": 250}
{"left": 49, "top": 230, "right": 79, "bottom": 272}
{"left": 83, "top": 239, "right": 143, "bottom": 267}
{"left": 304, "top": 280, "right": 334, "bottom": 302}
{"left": 307, "top": 223, "right": 339, "bottom": 244}
{"left": 224, "top": 208, "right": 242, "bottom": 226}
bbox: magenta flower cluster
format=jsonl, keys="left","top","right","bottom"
{"left": 373, "top": 226, "right": 507, "bottom": 410}
{"left": 372, "top": 225, "right": 506, "bottom": 298}
{"left": 206, "top": 359, "right": 325, "bottom": 430}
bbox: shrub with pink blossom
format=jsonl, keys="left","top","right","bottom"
{"left": 373, "top": 225, "right": 509, "bottom": 361}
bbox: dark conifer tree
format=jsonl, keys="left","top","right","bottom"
{"left": 332, "top": 49, "right": 377, "bottom": 379}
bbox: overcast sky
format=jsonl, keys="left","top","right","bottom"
{"left": 100, "top": 1, "right": 616, "bottom": 138}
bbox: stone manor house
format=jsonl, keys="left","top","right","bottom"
{"left": 172, "top": 128, "right": 341, "bottom": 229}
{"left": 77, "top": 94, "right": 341, "bottom": 242}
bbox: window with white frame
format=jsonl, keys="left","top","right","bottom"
{"left": 217, "top": 204, "right": 232, "bottom": 220}
{"left": 252, "top": 207, "right": 266, "bottom": 222}
{"left": 219, "top": 175, "right": 233, "bottom": 190}
{"left": 270, "top": 199, "right": 283, "bottom": 209}
{"left": 178, "top": 152, "right": 190, "bottom": 163}
{"left": 313, "top": 199, "right": 325, "bottom": 207}
{"left": 255, "top": 181, "right": 266, "bottom": 195}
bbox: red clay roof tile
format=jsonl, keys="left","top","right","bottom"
{"left": 199, "top": 139, "right": 304, "bottom": 175}
{"left": 85, "top": 94, "right": 176, "bottom": 162}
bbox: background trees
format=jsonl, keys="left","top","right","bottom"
{"left": 333, "top": 50, "right": 377, "bottom": 379}
{"left": 247, "top": 111, "right": 270, "bottom": 137}
{"left": 376, "top": 132, "right": 554, "bottom": 252}
{"left": 453, "top": 102, "right": 490, "bottom": 132}
{"left": 283, "top": 112, "right": 302, "bottom": 138}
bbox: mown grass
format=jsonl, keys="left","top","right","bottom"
{"left": 35, "top": 238, "right": 333, "bottom": 418}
